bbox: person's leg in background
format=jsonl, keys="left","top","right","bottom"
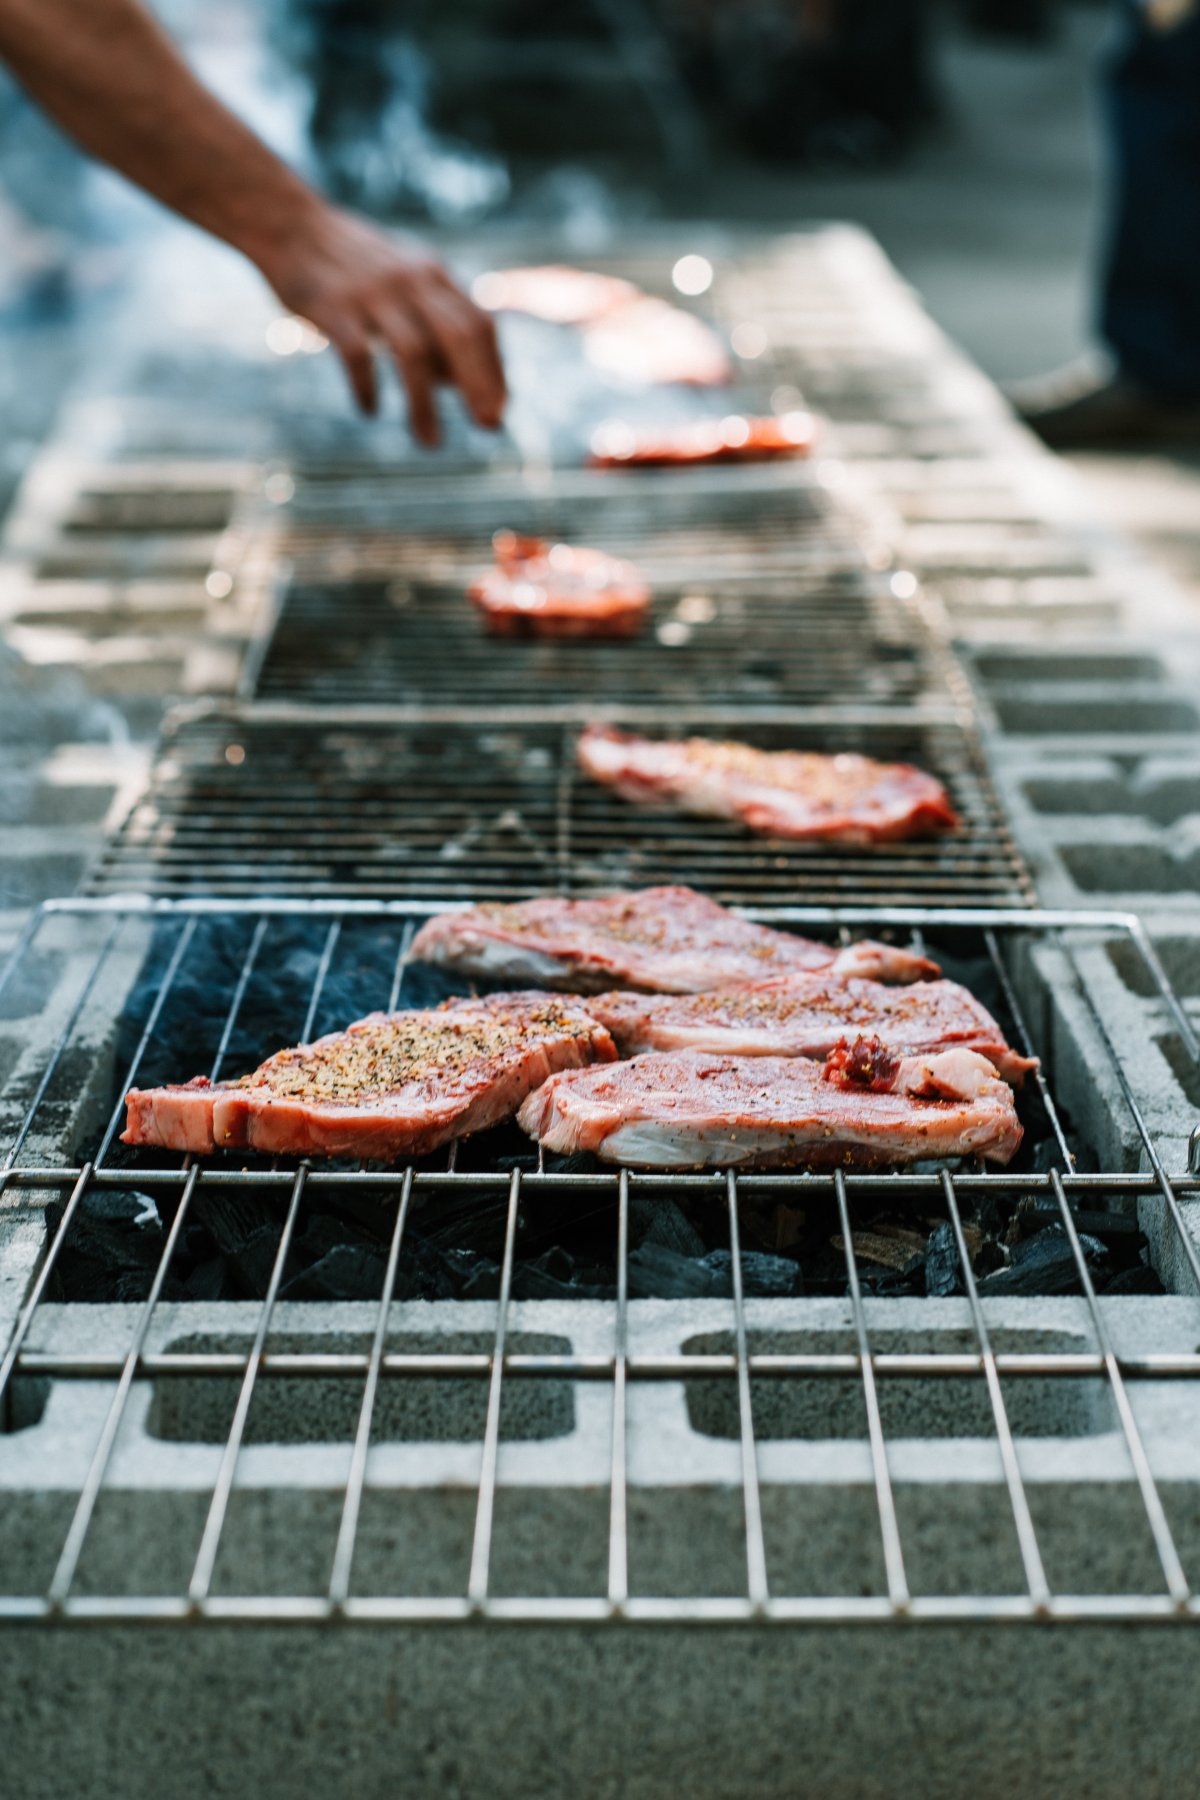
{"left": 1017, "top": 0, "right": 1200, "bottom": 446}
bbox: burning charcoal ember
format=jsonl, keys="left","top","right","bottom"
{"left": 45, "top": 1191, "right": 179, "bottom": 1305}
{"left": 978, "top": 1225, "right": 1109, "bottom": 1297}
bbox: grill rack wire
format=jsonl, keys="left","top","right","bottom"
{"left": 1, "top": 897, "right": 1199, "bottom": 1628}
{"left": 87, "top": 705, "right": 1035, "bottom": 908}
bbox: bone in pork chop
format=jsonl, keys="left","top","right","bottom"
{"left": 409, "top": 885, "right": 939, "bottom": 994}
{"left": 578, "top": 726, "right": 959, "bottom": 845}
{"left": 588, "top": 974, "right": 1038, "bottom": 1087}
{"left": 123, "top": 993, "right": 616, "bottom": 1160}
{"left": 589, "top": 412, "right": 816, "bottom": 468}
{"left": 517, "top": 1042, "right": 1023, "bottom": 1170}
{"left": 467, "top": 531, "right": 650, "bottom": 639}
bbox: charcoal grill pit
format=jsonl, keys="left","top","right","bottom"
{"left": 1, "top": 896, "right": 1199, "bottom": 1643}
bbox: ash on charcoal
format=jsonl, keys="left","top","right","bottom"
{"left": 45, "top": 1189, "right": 179, "bottom": 1305}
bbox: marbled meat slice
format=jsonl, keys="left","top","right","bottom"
{"left": 578, "top": 725, "right": 959, "bottom": 844}
{"left": 409, "top": 885, "right": 938, "bottom": 993}
{"left": 517, "top": 1042, "right": 1023, "bottom": 1170}
{"left": 588, "top": 974, "right": 1038, "bottom": 1087}
{"left": 122, "top": 992, "right": 616, "bottom": 1161}
{"left": 467, "top": 531, "right": 650, "bottom": 639}
{"left": 472, "top": 265, "right": 640, "bottom": 325}
{"left": 589, "top": 411, "right": 816, "bottom": 468}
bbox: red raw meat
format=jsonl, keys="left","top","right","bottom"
{"left": 471, "top": 265, "right": 640, "bottom": 325}
{"left": 517, "top": 1044, "right": 1023, "bottom": 1170}
{"left": 588, "top": 974, "right": 1037, "bottom": 1086}
{"left": 467, "top": 531, "right": 650, "bottom": 639}
{"left": 122, "top": 993, "right": 616, "bottom": 1161}
{"left": 578, "top": 725, "right": 960, "bottom": 845}
{"left": 589, "top": 411, "right": 817, "bottom": 467}
{"left": 582, "top": 296, "right": 732, "bottom": 387}
{"left": 409, "top": 885, "right": 939, "bottom": 993}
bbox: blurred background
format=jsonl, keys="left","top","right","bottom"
{"left": 5, "top": 0, "right": 1191, "bottom": 582}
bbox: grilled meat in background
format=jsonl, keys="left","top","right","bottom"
{"left": 578, "top": 725, "right": 960, "bottom": 844}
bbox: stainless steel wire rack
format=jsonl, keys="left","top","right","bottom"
{"left": 275, "top": 463, "right": 881, "bottom": 576}
{"left": 86, "top": 705, "right": 1034, "bottom": 906}
{"left": 248, "top": 567, "right": 951, "bottom": 713}
{"left": 2, "top": 897, "right": 1199, "bottom": 1628}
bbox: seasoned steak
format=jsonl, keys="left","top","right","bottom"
{"left": 589, "top": 411, "right": 816, "bottom": 468}
{"left": 517, "top": 1042, "right": 1023, "bottom": 1170}
{"left": 123, "top": 992, "right": 616, "bottom": 1161}
{"left": 588, "top": 974, "right": 1038, "bottom": 1087}
{"left": 409, "top": 885, "right": 939, "bottom": 994}
{"left": 578, "top": 725, "right": 960, "bottom": 844}
{"left": 467, "top": 531, "right": 650, "bottom": 639}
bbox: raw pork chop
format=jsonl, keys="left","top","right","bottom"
{"left": 582, "top": 297, "right": 732, "bottom": 387}
{"left": 409, "top": 885, "right": 939, "bottom": 993}
{"left": 578, "top": 725, "right": 959, "bottom": 844}
{"left": 471, "top": 266, "right": 729, "bottom": 384}
{"left": 123, "top": 993, "right": 616, "bottom": 1161}
{"left": 467, "top": 531, "right": 650, "bottom": 639}
{"left": 517, "top": 1041, "right": 1023, "bottom": 1170}
{"left": 588, "top": 974, "right": 1037, "bottom": 1086}
{"left": 472, "top": 265, "right": 640, "bottom": 325}
{"left": 589, "top": 412, "right": 816, "bottom": 468}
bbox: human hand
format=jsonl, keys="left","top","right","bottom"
{"left": 252, "top": 202, "right": 506, "bottom": 443}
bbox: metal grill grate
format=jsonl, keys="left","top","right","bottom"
{"left": 87, "top": 706, "right": 1034, "bottom": 906}
{"left": 275, "top": 465, "right": 881, "bottom": 576}
{"left": 249, "top": 568, "right": 953, "bottom": 711}
{"left": 1, "top": 897, "right": 1199, "bottom": 1627}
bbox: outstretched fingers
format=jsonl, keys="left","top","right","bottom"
{"left": 408, "top": 273, "right": 506, "bottom": 431}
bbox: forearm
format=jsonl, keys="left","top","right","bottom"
{"left": 0, "top": 0, "right": 314, "bottom": 260}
